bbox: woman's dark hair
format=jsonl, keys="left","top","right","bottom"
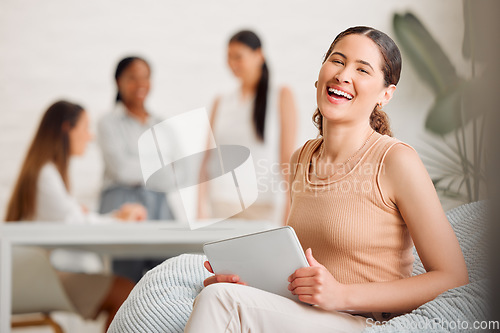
{"left": 312, "top": 26, "right": 402, "bottom": 137}
{"left": 114, "top": 56, "right": 150, "bottom": 102}
{"left": 5, "top": 100, "right": 84, "bottom": 221}
{"left": 230, "top": 30, "right": 269, "bottom": 141}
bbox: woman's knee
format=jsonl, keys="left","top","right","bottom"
{"left": 194, "top": 283, "right": 242, "bottom": 308}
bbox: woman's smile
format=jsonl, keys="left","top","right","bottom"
{"left": 326, "top": 85, "right": 354, "bottom": 104}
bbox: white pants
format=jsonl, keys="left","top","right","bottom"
{"left": 184, "top": 283, "right": 368, "bottom": 333}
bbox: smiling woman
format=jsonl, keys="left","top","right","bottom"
{"left": 183, "top": 26, "right": 468, "bottom": 333}
{"left": 105, "top": 22, "right": 470, "bottom": 333}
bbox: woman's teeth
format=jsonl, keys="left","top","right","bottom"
{"left": 328, "top": 87, "right": 353, "bottom": 100}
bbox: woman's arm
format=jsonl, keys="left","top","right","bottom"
{"left": 343, "top": 144, "right": 468, "bottom": 312}
{"left": 278, "top": 86, "right": 298, "bottom": 224}
{"left": 36, "top": 163, "right": 87, "bottom": 223}
{"left": 288, "top": 144, "right": 468, "bottom": 313}
{"left": 37, "top": 164, "right": 146, "bottom": 224}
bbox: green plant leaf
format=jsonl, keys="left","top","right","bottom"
{"left": 425, "top": 82, "right": 464, "bottom": 134}
{"left": 419, "top": 130, "right": 486, "bottom": 203}
{"left": 432, "top": 177, "right": 443, "bottom": 186}
{"left": 425, "top": 75, "right": 488, "bottom": 134}
{"left": 393, "top": 12, "right": 459, "bottom": 95}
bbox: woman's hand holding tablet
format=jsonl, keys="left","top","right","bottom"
{"left": 203, "top": 261, "right": 247, "bottom": 287}
{"left": 287, "top": 248, "right": 346, "bottom": 310}
{"left": 203, "top": 226, "right": 309, "bottom": 301}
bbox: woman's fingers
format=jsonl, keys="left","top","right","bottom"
{"left": 297, "top": 294, "right": 316, "bottom": 305}
{"left": 215, "top": 274, "right": 241, "bottom": 283}
{"left": 116, "top": 203, "right": 148, "bottom": 221}
{"left": 203, "top": 273, "right": 242, "bottom": 287}
{"left": 203, "top": 276, "right": 218, "bottom": 287}
{"left": 131, "top": 204, "right": 147, "bottom": 220}
{"left": 289, "top": 286, "right": 317, "bottom": 295}
{"left": 287, "top": 276, "right": 317, "bottom": 291}
{"left": 305, "top": 248, "right": 323, "bottom": 267}
{"left": 202, "top": 262, "right": 246, "bottom": 286}
{"left": 288, "top": 266, "right": 321, "bottom": 282}
{"left": 204, "top": 261, "right": 214, "bottom": 273}
{"left": 203, "top": 275, "right": 240, "bottom": 286}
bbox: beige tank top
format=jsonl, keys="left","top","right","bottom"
{"left": 287, "top": 135, "right": 414, "bottom": 284}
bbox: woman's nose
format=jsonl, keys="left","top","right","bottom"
{"left": 335, "top": 68, "right": 351, "bottom": 84}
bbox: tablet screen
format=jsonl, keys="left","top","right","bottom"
{"left": 203, "top": 226, "right": 309, "bottom": 301}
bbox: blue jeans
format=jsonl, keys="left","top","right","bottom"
{"left": 99, "top": 185, "right": 174, "bottom": 282}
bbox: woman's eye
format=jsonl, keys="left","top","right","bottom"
{"left": 358, "top": 68, "right": 369, "bottom": 74}
{"left": 333, "top": 60, "right": 343, "bottom": 65}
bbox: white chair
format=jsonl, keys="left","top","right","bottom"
{"left": 12, "top": 246, "right": 76, "bottom": 333}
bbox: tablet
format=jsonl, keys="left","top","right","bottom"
{"left": 203, "top": 226, "right": 309, "bottom": 301}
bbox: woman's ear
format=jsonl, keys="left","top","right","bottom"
{"left": 61, "top": 121, "right": 71, "bottom": 133}
{"left": 116, "top": 78, "right": 123, "bottom": 90}
{"left": 380, "top": 84, "right": 397, "bottom": 107}
{"left": 256, "top": 48, "right": 265, "bottom": 65}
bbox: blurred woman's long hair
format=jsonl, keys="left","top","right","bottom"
{"left": 5, "top": 100, "right": 84, "bottom": 221}
{"left": 230, "top": 30, "right": 269, "bottom": 141}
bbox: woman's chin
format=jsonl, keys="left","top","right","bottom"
{"left": 70, "top": 150, "right": 86, "bottom": 157}
{"left": 122, "top": 96, "right": 148, "bottom": 105}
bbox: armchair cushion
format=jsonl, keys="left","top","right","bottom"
{"left": 363, "top": 201, "right": 489, "bottom": 332}
{"left": 109, "top": 201, "right": 489, "bottom": 333}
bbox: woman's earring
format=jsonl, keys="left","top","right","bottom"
{"left": 376, "top": 103, "right": 383, "bottom": 110}
{"left": 315, "top": 81, "right": 318, "bottom": 88}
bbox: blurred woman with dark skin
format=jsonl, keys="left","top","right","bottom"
{"left": 97, "top": 56, "right": 173, "bottom": 282}
{"left": 98, "top": 56, "right": 172, "bottom": 220}
{"left": 5, "top": 100, "right": 143, "bottom": 331}
{"left": 198, "top": 30, "right": 298, "bottom": 224}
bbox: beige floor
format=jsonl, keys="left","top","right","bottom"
{"left": 12, "top": 312, "right": 106, "bottom": 333}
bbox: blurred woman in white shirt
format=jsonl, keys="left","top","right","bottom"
{"left": 5, "top": 100, "right": 145, "bottom": 331}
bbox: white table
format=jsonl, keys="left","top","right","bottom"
{"left": 0, "top": 220, "right": 273, "bottom": 333}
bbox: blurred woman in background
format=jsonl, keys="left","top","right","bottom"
{"left": 98, "top": 56, "right": 173, "bottom": 220}
{"left": 97, "top": 56, "right": 173, "bottom": 282}
{"left": 5, "top": 100, "right": 142, "bottom": 331}
{"left": 198, "top": 30, "right": 298, "bottom": 224}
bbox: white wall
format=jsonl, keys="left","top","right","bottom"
{"left": 0, "top": 0, "right": 466, "bottom": 218}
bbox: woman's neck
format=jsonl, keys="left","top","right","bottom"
{"left": 123, "top": 101, "right": 148, "bottom": 124}
{"left": 240, "top": 83, "right": 256, "bottom": 99}
{"left": 239, "top": 70, "right": 261, "bottom": 99}
{"left": 321, "top": 122, "right": 375, "bottom": 164}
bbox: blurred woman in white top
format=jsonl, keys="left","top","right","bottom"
{"left": 5, "top": 100, "right": 145, "bottom": 223}
{"left": 97, "top": 56, "right": 176, "bottom": 282}
{"left": 5, "top": 100, "right": 144, "bottom": 331}
{"left": 98, "top": 56, "right": 173, "bottom": 221}
{"left": 198, "top": 30, "right": 298, "bottom": 224}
